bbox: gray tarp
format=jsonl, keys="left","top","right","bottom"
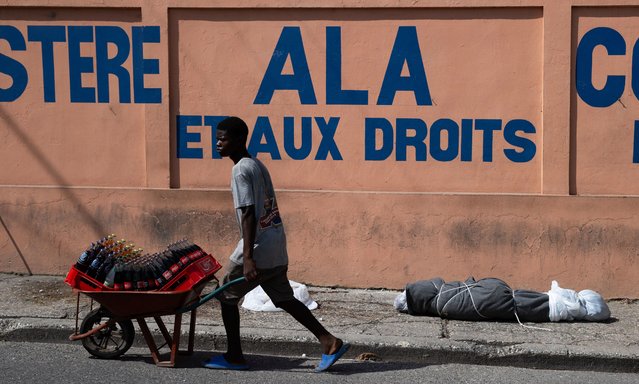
{"left": 405, "top": 277, "right": 550, "bottom": 322}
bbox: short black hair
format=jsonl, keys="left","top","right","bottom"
{"left": 217, "top": 116, "right": 249, "bottom": 141}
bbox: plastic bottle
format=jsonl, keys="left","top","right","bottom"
{"left": 149, "top": 253, "right": 167, "bottom": 289}
{"left": 94, "top": 251, "right": 114, "bottom": 282}
{"left": 74, "top": 242, "right": 96, "bottom": 272}
{"left": 103, "top": 263, "right": 117, "bottom": 288}
{"left": 112, "top": 264, "right": 124, "bottom": 290}
{"left": 189, "top": 242, "right": 206, "bottom": 261}
{"left": 165, "top": 248, "right": 183, "bottom": 275}
{"left": 86, "top": 250, "right": 105, "bottom": 278}
{"left": 122, "top": 264, "right": 134, "bottom": 290}
{"left": 172, "top": 244, "right": 192, "bottom": 270}
{"left": 74, "top": 234, "right": 117, "bottom": 272}
{"left": 142, "top": 254, "right": 161, "bottom": 290}
{"left": 159, "top": 251, "right": 176, "bottom": 282}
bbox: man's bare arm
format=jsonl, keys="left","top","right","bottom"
{"left": 240, "top": 205, "right": 257, "bottom": 281}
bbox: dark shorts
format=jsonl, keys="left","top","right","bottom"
{"left": 217, "top": 263, "right": 295, "bottom": 306}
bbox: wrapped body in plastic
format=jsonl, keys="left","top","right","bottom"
{"left": 394, "top": 277, "right": 610, "bottom": 322}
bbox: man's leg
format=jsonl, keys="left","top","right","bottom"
{"left": 220, "top": 301, "right": 245, "bottom": 364}
{"left": 262, "top": 266, "right": 344, "bottom": 355}
{"left": 213, "top": 262, "right": 257, "bottom": 365}
{"left": 277, "top": 298, "right": 343, "bottom": 355}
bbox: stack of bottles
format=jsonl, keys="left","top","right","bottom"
{"left": 74, "top": 235, "right": 207, "bottom": 291}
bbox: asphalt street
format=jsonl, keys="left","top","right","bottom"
{"left": 2, "top": 341, "right": 638, "bottom": 384}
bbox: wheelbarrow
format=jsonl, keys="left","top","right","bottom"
{"left": 64, "top": 254, "right": 245, "bottom": 367}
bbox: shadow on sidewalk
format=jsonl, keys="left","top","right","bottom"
{"left": 110, "top": 350, "right": 431, "bottom": 374}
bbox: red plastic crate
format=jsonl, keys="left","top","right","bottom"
{"left": 65, "top": 254, "right": 223, "bottom": 292}
{"left": 160, "top": 254, "right": 222, "bottom": 291}
{"left": 64, "top": 266, "right": 110, "bottom": 291}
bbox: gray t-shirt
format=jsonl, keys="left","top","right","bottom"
{"left": 229, "top": 157, "right": 288, "bottom": 269}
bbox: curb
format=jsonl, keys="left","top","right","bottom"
{"left": 2, "top": 322, "right": 637, "bottom": 373}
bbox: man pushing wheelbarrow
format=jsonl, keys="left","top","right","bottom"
{"left": 206, "top": 116, "right": 349, "bottom": 372}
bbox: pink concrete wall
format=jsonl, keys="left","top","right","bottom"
{"left": 1, "top": 0, "right": 638, "bottom": 297}
{"left": 0, "top": 7, "right": 148, "bottom": 187}
{"left": 1, "top": 186, "right": 637, "bottom": 297}
{"left": 171, "top": 7, "right": 542, "bottom": 193}
{"left": 572, "top": 7, "right": 639, "bottom": 195}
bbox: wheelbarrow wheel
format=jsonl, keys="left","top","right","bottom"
{"left": 80, "top": 308, "right": 135, "bottom": 359}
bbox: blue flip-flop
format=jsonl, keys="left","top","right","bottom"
{"left": 202, "top": 355, "right": 249, "bottom": 370}
{"left": 315, "top": 342, "right": 350, "bottom": 372}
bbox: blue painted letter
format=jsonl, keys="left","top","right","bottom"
{"left": 315, "top": 117, "right": 342, "bottom": 160}
{"left": 254, "top": 27, "right": 317, "bottom": 105}
{"left": 396, "top": 118, "right": 427, "bottom": 161}
{"left": 576, "top": 27, "right": 625, "bottom": 108}
{"left": 0, "top": 26, "right": 28, "bottom": 102}
{"left": 96, "top": 26, "right": 131, "bottom": 103}
{"left": 326, "top": 27, "right": 367, "bottom": 105}
{"left": 634, "top": 121, "right": 639, "bottom": 164}
{"left": 475, "top": 119, "right": 502, "bottom": 162}
{"left": 248, "top": 116, "right": 282, "bottom": 159}
{"left": 132, "top": 26, "right": 161, "bottom": 103}
{"left": 430, "top": 118, "right": 459, "bottom": 162}
{"left": 378, "top": 26, "right": 431, "bottom": 106}
{"left": 68, "top": 26, "right": 95, "bottom": 103}
{"left": 28, "top": 26, "right": 65, "bottom": 102}
{"left": 365, "top": 118, "right": 394, "bottom": 161}
{"left": 503, "top": 119, "right": 536, "bottom": 163}
{"left": 283, "top": 116, "right": 313, "bottom": 160}
{"left": 204, "top": 115, "right": 227, "bottom": 159}
{"left": 177, "top": 115, "right": 203, "bottom": 159}
{"left": 460, "top": 119, "right": 473, "bottom": 162}
{"left": 631, "top": 38, "right": 639, "bottom": 101}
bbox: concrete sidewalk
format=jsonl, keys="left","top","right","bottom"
{"left": 0, "top": 273, "right": 637, "bottom": 372}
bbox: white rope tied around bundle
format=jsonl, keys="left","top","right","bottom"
{"left": 434, "top": 282, "right": 552, "bottom": 331}
{"left": 436, "top": 282, "right": 488, "bottom": 319}
{"left": 512, "top": 290, "right": 552, "bottom": 331}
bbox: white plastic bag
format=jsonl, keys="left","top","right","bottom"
{"left": 394, "top": 290, "right": 408, "bottom": 313}
{"left": 241, "top": 280, "right": 318, "bottom": 312}
{"left": 546, "top": 281, "right": 587, "bottom": 321}
{"left": 577, "top": 289, "right": 611, "bottom": 321}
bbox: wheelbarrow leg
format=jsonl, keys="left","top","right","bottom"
{"left": 149, "top": 314, "right": 182, "bottom": 367}
{"left": 164, "top": 313, "right": 182, "bottom": 367}
{"left": 175, "top": 310, "right": 197, "bottom": 357}
{"left": 155, "top": 313, "right": 195, "bottom": 358}
{"left": 188, "top": 308, "right": 196, "bottom": 354}
{"left": 136, "top": 316, "right": 182, "bottom": 368}
{"left": 136, "top": 317, "right": 164, "bottom": 365}
{"left": 154, "top": 316, "right": 173, "bottom": 347}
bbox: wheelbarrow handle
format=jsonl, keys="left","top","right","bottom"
{"left": 178, "top": 277, "right": 246, "bottom": 314}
